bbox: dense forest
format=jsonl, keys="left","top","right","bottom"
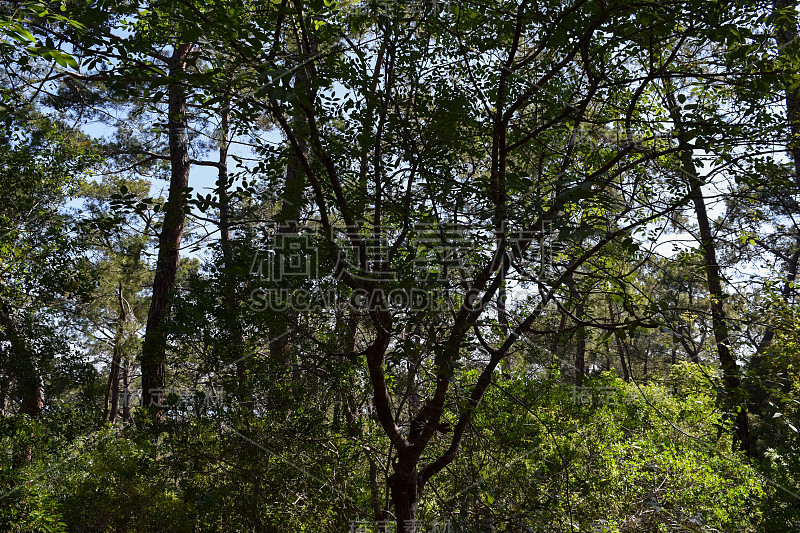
{"left": 1, "top": 0, "right": 799, "bottom": 530}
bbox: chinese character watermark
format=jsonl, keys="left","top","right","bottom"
{"left": 572, "top": 386, "right": 639, "bottom": 407}
{"left": 348, "top": 519, "right": 452, "bottom": 533}
{"left": 246, "top": 220, "right": 565, "bottom": 312}
{"left": 351, "top": 0, "right": 452, "bottom": 17}
{"left": 124, "top": 387, "right": 226, "bottom": 411}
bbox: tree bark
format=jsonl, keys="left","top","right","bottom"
{"left": 140, "top": 43, "right": 193, "bottom": 417}
{"left": 268, "top": 150, "right": 305, "bottom": 377}
{"left": 689, "top": 163, "right": 751, "bottom": 455}
{"left": 575, "top": 302, "right": 586, "bottom": 384}
{"left": 0, "top": 376, "right": 8, "bottom": 414}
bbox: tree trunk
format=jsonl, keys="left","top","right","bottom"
{"left": 215, "top": 103, "right": 250, "bottom": 409}
{"left": 690, "top": 152, "right": 749, "bottom": 454}
{"left": 575, "top": 305, "right": 586, "bottom": 384}
{"left": 0, "top": 304, "right": 43, "bottom": 417}
{"left": 551, "top": 309, "right": 567, "bottom": 361}
{"left": 643, "top": 339, "right": 649, "bottom": 376}
{"left": 689, "top": 162, "right": 751, "bottom": 455}
{"left": 750, "top": 0, "right": 800, "bottom": 389}
{"left": 609, "top": 298, "right": 630, "bottom": 381}
{"left": 498, "top": 274, "right": 510, "bottom": 376}
{"left": 0, "top": 304, "right": 41, "bottom": 464}
{"left": 140, "top": 43, "right": 193, "bottom": 417}
{"left": 388, "top": 464, "right": 420, "bottom": 532}
{"left": 269, "top": 34, "right": 316, "bottom": 383}
{"left": 742, "top": 1, "right": 800, "bottom": 443}
{"left": 268, "top": 150, "right": 305, "bottom": 377}
{"left": 19, "top": 374, "right": 43, "bottom": 417}
{"left": 122, "top": 357, "right": 131, "bottom": 422}
{"left": 0, "top": 376, "right": 8, "bottom": 414}
{"left": 774, "top": 0, "right": 800, "bottom": 183}
{"left": 570, "top": 278, "right": 586, "bottom": 385}
{"left": 667, "top": 90, "right": 751, "bottom": 455}
{"left": 104, "top": 281, "right": 126, "bottom": 422}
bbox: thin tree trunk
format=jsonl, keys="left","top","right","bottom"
{"left": 269, "top": 34, "right": 316, "bottom": 383}
{"left": 689, "top": 164, "right": 751, "bottom": 454}
{"left": 643, "top": 339, "right": 649, "bottom": 376}
{"left": 774, "top": 0, "right": 800, "bottom": 183}
{"left": 104, "top": 281, "right": 126, "bottom": 422}
{"left": 569, "top": 278, "right": 586, "bottom": 385}
{"left": 268, "top": 150, "right": 304, "bottom": 377}
{"left": 215, "top": 103, "right": 250, "bottom": 409}
{"left": 499, "top": 275, "right": 510, "bottom": 376}
{"left": 551, "top": 309, "right": 567, "bottom": 360}
{"left": 368, "top": 455, "right": 387, "bottom": 523}
{"left": 745, "top": 0, "right": 800, "bottom": 448}
{"left": 0, "top": 376, "right": 8, "bottom": 414}
{"left": 667, "top": 90, "right": 751, "bottom": 455}
{"left": 575, "top": 302, "right": 586, "bottom": 384}
{"left": 754, "top": 0, "right": 800, "bottom": 353}
{"left": 140, "top": 43, "right": 193, "bottom": 416}
{"left": 122, "top": 358, "right": 131, "bottom": 422}
{"left": 609, "top": 298, "right": 630, "bottom": 381}
{"left": 342, "top": 312, "right": 360, "bottom": 432}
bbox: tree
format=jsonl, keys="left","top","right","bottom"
{"left": 0, "top": 111, "right": 93, "bottom": 418}
{"left": 244, "top": 0, "right": 762, "bottom": 524}
{"left": 77, "top": 175, "right": 154, "bottom": 423}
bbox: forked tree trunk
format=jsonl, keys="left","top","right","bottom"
{"left": 140, "top": 43, "right": 193, "bottom": 416}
